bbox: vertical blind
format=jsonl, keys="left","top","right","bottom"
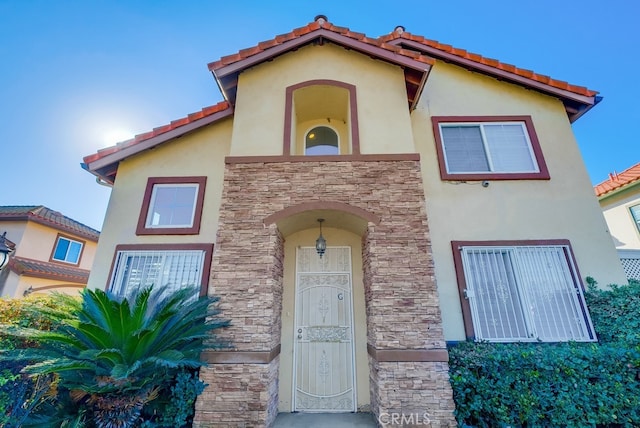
{"left": 110, "top": 249, "right": 205, "bottom": 298}
{"left": 461, "top": 245, "right": 595, "bottom": 342}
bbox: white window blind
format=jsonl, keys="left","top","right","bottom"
{"left": 110, "top": 249, "right": 205, "bottom": 299}
{"left": 441, "top": 122, "right": 539, "bottom": 174}
{"left": 461, "top": 245, "right": 595, "bottom": 342}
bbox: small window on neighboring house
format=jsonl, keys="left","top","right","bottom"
{"left": 305, "top": 126, "right": 339, "bottom": 155}
{"left": 452, "top": 241, "right": 596, "bottom": 343}
{"left": 108, "top": 244, "right": 212, "bottom": 299}
{"left": 52, "top": 236, "right": 83, "bottom": 265}
{"left": 136, "top": 177, "right": 206, "bottom": 235}
{"left": 630, "top": 204, "right": 640, "bottom": 233}
{"left": 432, "top": 116, "right": 550, "bottom": 180}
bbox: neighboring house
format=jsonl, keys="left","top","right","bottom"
{"left": 595, "top": 162, "right": 640, "bottom": 280}
{"left": 0, "top": 206, "right": 100, "bottom": 298}
{"left": 82, "top": 17, "right": 626, "bottom": 426}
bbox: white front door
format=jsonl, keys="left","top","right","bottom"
{"left": 293, "top": 247, "right": 356, "bottom": 412}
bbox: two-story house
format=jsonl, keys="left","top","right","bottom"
{"left": 595, "top": 162, "right": 640, "bottom": 280}
{"left": 0, "top": 205, "right": 99, "bottom": 298}
{"left": 82, "top": 17, "right": 627, "bottom": 426}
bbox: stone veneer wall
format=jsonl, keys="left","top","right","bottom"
{"left": 194, "top": 224, "right": 283, "bottom": 427}
{"left": 194, "top": 158, "right": 456, "bottom": 426}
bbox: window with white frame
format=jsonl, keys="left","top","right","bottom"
{"left": 52, "top": 236, "right": 83, "bottom": 264}
{"left": 455, "top": 243, "right": 596, "bottom": 342}
{"left": 109, "top": 248, "right": 207, "bottom": 299}
{"left": 146, "top": 184, "right": 199, "bottom": 228}
{"left": 630, "top": 204, "right": 640, "bottom": 233}
{"left": 440, "top": 122, "right": 538, "bottom": 174}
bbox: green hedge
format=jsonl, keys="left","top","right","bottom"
{"left": 449, "top": 280, "right": 640, "bottom": 427}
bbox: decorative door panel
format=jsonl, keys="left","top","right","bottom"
{"left": 294, "top": 247, "right": 356, "bottom": 412}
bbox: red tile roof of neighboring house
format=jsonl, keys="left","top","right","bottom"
{"left": 8, "top": 256, "right": 90, "bottom": 284}
{"left": 594, "top": 162, "right": 640, "bottom": 197}
{"left": 82, "top": 16, "right": 600, "bottom": 184}
{"left": 0, "top": 205, "right": 100, "bottom": 241}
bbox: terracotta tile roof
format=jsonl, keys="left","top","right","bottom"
{"left": 83, "top": 101, "right": 231, "bottom": 165}
{"left": 207, "top": 19, "right": 435, "bottom": 72}
{"left": 0, "top": 205, "right": 100, "bottom": 240}
{"left": 379, "top": 30, "right": 598, "bottom": 98}
{"left": 82, "top": 16, "right": 599, "bottom": 184}
{"left": 8, "top": 256, "right": 90, "bottom": 284}
{"left": 594, "top": 162, "right": 640, "bottom": 197}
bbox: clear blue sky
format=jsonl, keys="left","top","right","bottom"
{"left": 1, "top": 1, "right": 638, "bottom": 231}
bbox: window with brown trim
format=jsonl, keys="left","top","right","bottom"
{"left": 136, "top": 176, "right": 206, "bottom": 235}
{"left": 451, "top": 240, "right": 595, "bottom": 343}
{"left": 432, "top": 116, "right": 550, "bottom": 181}
{"left": 107, "top": 243, "right": 213, "bottom": 298}
{"left": 50, "top": 233, "right": 85, "bottom": 265}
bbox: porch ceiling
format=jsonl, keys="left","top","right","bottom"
{"left": 272, "top": 209, "right": 368, "bottom": 238}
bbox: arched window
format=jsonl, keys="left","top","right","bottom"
{"left": 305, "top": 126, "right": 339, "bottom": 155}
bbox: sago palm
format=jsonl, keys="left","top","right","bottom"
{"left": 2, "top": 286, "right": 229, "bottom": 427}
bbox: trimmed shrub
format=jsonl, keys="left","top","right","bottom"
{"left": 0, "top": 294, "right": 78, "bottom": 426}
{"left": 449, "top": 280, "right": 640, "bottom": 427}
{"left": 585, "top": 278, "right": 640, "bottom": 347}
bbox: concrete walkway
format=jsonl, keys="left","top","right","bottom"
{"left": 273, "top": 412, "right": 377, "bottom": 427}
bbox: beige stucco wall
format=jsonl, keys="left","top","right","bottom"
{"left": 230, "top": 43, "right": 415, "bottom": 156}
{"left": 0, "top": 220, "right": 96, "bottom": 298}
{"left": 86, "top": 119, "right": 233, "bottom": 290}
{"left": 599, "top": 186, "right": 640, "bottom": 250}
{"left": 13, "top": 275, "right": 84, "bottom": 298}
{"left": 413, "top": 61, "right": 628, "bottom": 341}
{"left": 1, "top": 221, "right": 96, "bottom": 270}
{"left": 278, "top": 227, "right": 369, "bottom": 412}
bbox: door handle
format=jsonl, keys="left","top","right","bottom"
{"left": 297, "top": 334, "right": 302, "bottom": 339}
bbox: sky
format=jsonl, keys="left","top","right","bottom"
{"left": 1, "top": 1, "right": 639, "bottom": 231}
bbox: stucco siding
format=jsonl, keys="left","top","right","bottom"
{"left": 600, "top": 187, "right": 640, "bottom": 250}
{"left": 413, "top": 61, "right": 627, "bottom": 341}
{"left": 230, "top": 43, "right": 415, "bottom": 156}
{"left": 87, "top": 119, "right": 233, "bottom": 290}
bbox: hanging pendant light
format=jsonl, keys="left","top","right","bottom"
{"left": 315, "top": 219, "right": 327, "bottom": 258}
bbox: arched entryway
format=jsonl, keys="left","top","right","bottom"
{"left": 266, "top": 205, "right": 375, "bottom": 413}
{"left": 193, "top": 157, "right": 456, "bottom": 427}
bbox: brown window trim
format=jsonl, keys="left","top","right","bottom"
{"left": 49, "top": 233, "right": 86, "bottom": 266}
{"left": 432, "top": 116, "right": 550, "bottom": 181}
{"left": 451, "top": 239, "right": 590, "bottom": 341}
{"left": 105, "top": 243, "right": 214, "bottom": 297}
{"left": 283, "top": 79, "right": 360, "bottom": 156}
{"left": 136, "top": 176, "right": 207, "bottom": 235}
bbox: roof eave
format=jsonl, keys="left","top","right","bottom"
{"left": 84, "top": 106, "right": 234, "bottom": 180}
{"left": 391, "top": 39, "right": 597, "bottom": 121}
{"left": 210, "top": 29, "right": 433, "bottom": 107}
{"left": 597, "top": 179, "right": 640, "bottom": 201}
